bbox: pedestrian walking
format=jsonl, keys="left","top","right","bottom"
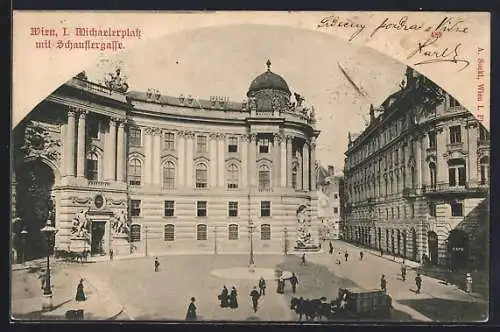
{"left": 290, "top": 272, "right": 299, "bottom": 294}
{"left": 109, "top": 248, "right": 114, "bottom": 261}
{"left": 39, "top": 273, "right": 46, "bottom": 290}
{"left": 154, "top": 257, "right": 160, "bottom": 272}
{"left": 380, "top": 274, "right": 387, "bottom": 292}
{"left": 329, "top": 241, "right": 334, "bottom": 255}
{"left": 415, "top": 273, "right": 422, "bottom": 294}
{"left": 300, "top": 253, "right": 307, "bottom": 265}
{"left": 250, "top": 286, "right": 260, "bottom": 313}
{"left": 277, "top": 276, "right": 286, "bottom": 294}
{"left": 185, "top": 297, "right": 197, "bottom": 321}
{"left": 75, "top": 278, "right": 86, "bottom": 303}
{"left": 380, "top": 248, "right": 384, "bottom": 257}
{"left": 219, "top": 285, "right": 229, "bottom": 308}
{"left": 465, "top": 273, "right": 473, "bottom": 293}
{"left": 258, "top": 277, "right": 267, "bottom": 296}
{"left": 344, "top": 251, "right": 349, "bottom": 262}
{"left": 401, "top": 262, "right": 407, "bottom": 282}
{"left": 359, "top": 251, "right": 364, "bottom": 261}
{"left": 229, "top": 286, "right": 238, "bottom": 309}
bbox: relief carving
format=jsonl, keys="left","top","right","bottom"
{"left": 20, "top": 122, "right": 62, "bottom": 165}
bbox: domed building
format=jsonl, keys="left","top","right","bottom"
{"left": 12, "top": 61, "right": 321, "bottom": 259}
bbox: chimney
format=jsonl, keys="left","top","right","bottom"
{"left": 328, "top": 165, "right": 334, "bottom": 176}
{"left": 369, "top": 104, "right": 375, "bottom": 123}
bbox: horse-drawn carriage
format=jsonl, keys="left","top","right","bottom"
{"left": 54, "top": 249, "right": 90, "bottom": 263}
{"left": 290, "top": 287, "right": 392, "bottom": 321}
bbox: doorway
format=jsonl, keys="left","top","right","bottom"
{"left": 448, "top": 230, "right": 469, "bottom": 270}
{"left": 91, "top": 221, "right": 106, "bottom": 256}
{"left": 428, "top": 231, "right": 439, "bottom": 265}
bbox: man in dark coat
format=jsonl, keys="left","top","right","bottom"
{"left": 300, "top": 253, "right": 306, "bottom": 265}
{"left": 154, "top": 257, "right": 160, "bottom": 272}
{"left": 229, "top": 286, "right": 238, "bottom": 309}
{"left": 250, "top": 286, "right": 260, "bottom": 313}
{"left": 359, "top": 251, "right": 364, "bottom": 261}
{"left": 415, "top": 273, "right": 422, "bottom": 294}
{"left": 329, "top": 241, "right": 334, "bottom": 255}
{"left": 185, "top": 297, "right": 197, "bottom": 321}
{"left": 380, "top": 274, "right": 387, "bottom": 292}
{"left": 219, "top": 285, "right": 229, "bottom": 308}
{"left": 290, "top": 272, "right": 299, "bottom": 294}
{"left": 258, "top": 277, "right": 266, "bottom": 296}
{"left": 75, "top": 279, "right": 86, "bottom": 302}
{"left": 344, "top": 251, "right": 349, "bottom": 262}
{"left": 401, "top": 262, "right": 407, "bottom": 282}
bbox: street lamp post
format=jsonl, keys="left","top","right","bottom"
{"left": 214, "top": 226, "right": 218, "bottom": 255}
{"left": 20, "top": 229, "right": 28, "bottom": 265}
{"left": 40, "top": 219, "right": 58, "bottom": 311}
{"left": 248, "top": 220, "right": 255, "bottom": 272}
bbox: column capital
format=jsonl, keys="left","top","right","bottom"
{"left": 240, "top": 134, "right": 250, "bottom": 143}
{"left": 249, "top": 133, "right": 258, "bottom": 142}
{"left": 273, "top": 133, "right": 284, "bottom": 144}
{"left": 77, "top": 110, "right": 89, "bottom": 119}
{"left": 118, "top": 121, "right": 126, "bottom": 128}
{"left": 286, "top": 135, "right": 294, "bottom": 143}
{"left": 216, "top": 133, "right": 226, "bottom": 140}
{"left": 184, "top": 131, "right": 196, "bottom": 139}
{"left": 67, "top": 107, "right": 78, "bottom": 117}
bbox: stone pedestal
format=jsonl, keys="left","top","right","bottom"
{"left": 41, "top": 294, "right": 53, "bottom": 311}
{"left": 69, "top": 237, "right": 89, "bottom": 252}
{"left": 112, "top": 234, "right": 131, "bottom": 256}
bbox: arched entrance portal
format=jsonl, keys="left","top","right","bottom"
{"left": 15, "top": 160, "right": 55, "bottom": 260}
{"left": 427, "top": 231, "right": 439, "bottom": 265}
{"left": 448, "top": 230, "right": 469, "bottom": 270}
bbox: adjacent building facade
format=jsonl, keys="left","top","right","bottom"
{"left": 12, "top": 62, "right": 322, "bottom": 258}
{"left": 316, "top": 165, "right": 343, "bottom": 241}
{"left": 342, "top": 68, "right": 489, "bottom": 270}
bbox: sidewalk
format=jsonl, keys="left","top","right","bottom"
{"left": 11, "top": 264, "right": 123, "bottom": 321}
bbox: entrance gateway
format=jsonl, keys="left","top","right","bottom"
{"left": 86, "top": 210, "right": 113, "bottom": 256}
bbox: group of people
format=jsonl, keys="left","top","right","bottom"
{"left": 217, "top": 285, "right": 239, "bottom": 309}
{"left": 380, "top": 262, "right": 423, "bottom": 294}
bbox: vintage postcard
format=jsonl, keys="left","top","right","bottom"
{"left": 11, "top": 11, "right": 490, "bottom": 322}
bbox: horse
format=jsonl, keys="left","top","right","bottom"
{"left": 290, "top": 297, "right": 332, "bottom": 321}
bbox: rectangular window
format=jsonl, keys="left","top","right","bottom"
{"left": 196, "top": 135, "right": 207, "bottom": 153}
{"left": 261, "top": 201, "right": 271, "bottom": 217}
{"left": 164, "top": 200, "right": 174, "bottom": 217}
{"left": 458, "top": 167, "right": 466, "bottom": 186}
{"left": 130, "top": 200, "right": 141, "bottom": 217}
{"left": 196, "top": 224, "right": 207, "bottom": 240}
{"left": 428, "top": 132, "right": 437, "bottom": 149}
{"left": 259, "top": 139, "right": 269, "bottom": 153}
{"left": 164, "top": 132, "right": 175, "bottom": 150}
{"left": 228, "top": 224, "right": 239, "bottom": 240}
{"left": 164, "top": 224, "right": 175, "bottom": 241}
{"left": 410, "top": 203, "right": 415, "bottom": 218}
{"left": 449, "top": 96, "right": 460, "bottom": 108}
{"left": 334, "top": 193, "right": 338, "bottom": 199}
{"left": 228, "top": 136, "right": 238, "bottom": 153}
{"left": 451, "top": 201, "right": 463, "bottom": 217}
{"left": 129, "top": 127, "right": 142, "bottom": 147}
{"left": 429, "top": 203, "right": 437, "bottom": 217}
{"left": 197, "top": 201, "right": 207, "bottom": 217}
{"left": 449, "top": 126, "right": 462, "bottom": 144}
{"left": 130, "top": 224, "right": 141, "bottom": 242}
{"left": 228, "top": 201, "right": 238, "bottom": 217}
{"left": 261, "top": 224, "right": 271, "bottom": 240}
{"left": 333, "top": 207, "right": 339, "bottom": 214}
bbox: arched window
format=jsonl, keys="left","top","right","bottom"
{"left": 448, "top": 159, "right": 466, "bottom": 187}
{"left": 228, "top": 224, "right": 239, "bottom": 240}
{"left": 261, "top": 224, "right": 271, "bottom": 240}
{"left": 163, "top": 161, "right": 176, "bottom": 189}
{"left": 130, "top": 224, "right": 141, "bottom": 242}
{"left": 227, "top": 164, "right": 239, "bottom": 189}
{"left": 480, "top": 156, "right": 489, "bottom": 184}
{"left": 195, "top": 163, "right": 208, "bottom": 188}
{"left": 259, "top": 164, "right": 271, "bottom": 190}
{"left": 292, "top": 165, "right": 298, "bottom": 189}
{"left": 128, "top": 158, "right": 142, "bottom": 185}
{"left": 410, "top": 166, "right": 416, "bottom": 188}
{"left": 196, "top": 224, "right": 207, "bottom": 240}
{"left": 429, "top": 162, "right": 437, "bottom": 188}
{"left": 86, "top": 152, "right": 99, "bottom": 180}
{"left": 164, "top": 224, "right": 175, "bottom": 241}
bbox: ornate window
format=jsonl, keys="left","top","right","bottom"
{"left": 258, "top": 164, "right": 271, "bottom": 190}
{"left": 449, "top": 126, "right": 462, "bottom": 144}
{"left": 261, "top": 224, "right": 271, "bottom": 240}
{"left": 130, "top": 199, "right": 141, "bottom": 217}
{"left": 195, "top": 163, "right": 208, "bottom": 188}
{"left": 228, "top": 136, "right": 238, "bottom": 153}
{"left": 480, "top": 156, "right": 489, "bottom": 184}
{"left": 448, "top": 159, "right": 466, "bottom": 187}
{"left": 228, "top": 201, "right": 238, "bottom": 217}
{"left": 163, "top": 161, "right": 176, "bottom": 189}
{"left": 129, "top": 127, "right": 142, "bottom": 147}
{"left": 196, "top": 135, "right": 207, "bottom": 153}
{"left": 128, "top": 158, "right": 142, "bottom": 185}
{"left": 228, "top": 224, "right": 239, "bottom": 240}
{"left": 292, "top": 165, "right": 298, "bottom": 189}
{"left": 429, "top": 162, "right": 437, "bottom": 187}
{"left": 197, "top": 201, "right": 207, "bottom": 217}
{"left": 163, "top": 132, "right": 175, "bottom": 150}
{"left": 86, "top": 152, "right": 99, "bottom": 180}
{"left": 164, "top": 200, "right": 174, "bottom": 217}
{"left": 259, "top": 138, "right": 269, "bottom": 154}
{"left": 164, "top": 224, "right": 175, "bottom": 241}
{"left": 130, "top": 224, "right": 141, "bottom": 242}
{"left": 196, "top": 224, "right": 207, "bottom": 240}
{"left": 261, "top": 201, "right": 271, "bottom": 217}
{"left": 227, "top": 164, "right": 239, "bottom": 189}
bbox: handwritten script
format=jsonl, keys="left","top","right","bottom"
{"left": 317, "top": 15, "right": 471, "bottom": 71}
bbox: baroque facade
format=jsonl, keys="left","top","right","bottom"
{"left": 343, "top": 68, "right": 489, "bottom": 270}
{"left": 317, "top": 165, "right": 343, "bottom": 241}
{"left": 12, "top": 61, "right": 321, "bottom": 258}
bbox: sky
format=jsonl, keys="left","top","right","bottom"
{"left": 85, "top": 24, "right": 406, "bottom": 172}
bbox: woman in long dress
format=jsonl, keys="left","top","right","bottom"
{"left": 219, "top": 286, "right": 229, "bottom": 308}
{"left": 185, "top": 297, "right": 197, "bottom": 321}
{"left": 75, "top": 279, "right": 86, "bottom": 302}
{"left": 229, "top": 286, "right": 238, "bottom": 309}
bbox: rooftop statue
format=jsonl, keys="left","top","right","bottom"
{"left": 104, "top": 68, "right": 129, "bottom": 93}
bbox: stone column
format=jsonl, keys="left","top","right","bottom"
{"left": 286, "top": 136, "right": 293, "bottom": 188}
{"left": 144, "top": 128, "right": 153, "bottom": 184}
{"left": 249, "top": 133, "right": 257, "bottom": 188}
{"left": 76, "top": 110, "right": 87, "bottom": 178}
{"left": 65, "top": 108, "right": 76, "bottom": 177}
{"left": 185, "top": 132, "right": 195, "bottom": 188}
{"left": 209, "top": 133, "right": 218, "bottom": 187}
{"left": 152, "top": 129, "right": 161, "bottom": 184}
{"left": 104, "top": 118, "right": 117, "bottom": 181}
{"left": 116, "top": 121, "right": 125, "bottom": 182}
{"left": 280, "top": 135, "right": 287, "bottom": 188}
{"left": 310, "top": 137, "right": 317, "bottom": 191}
{"left": 298, "top": 149, "right": 303, "bottom": 190}
{"left": 241, "top": 135, "right": 248, "bottom": 188}
{"left": 217, "top": 134, "right": 225, "bottom": 187}
{"left": 416, "top": 135, "right": 423, "bottom": 190}
{"left": 272, "top": 133, "right": 281, "bottom": 190}
{"left": 177, "top": 131, "right": 185, "bottom": 187}
{"left": 302, "top": 141, "right": 310, "bottom": 191}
